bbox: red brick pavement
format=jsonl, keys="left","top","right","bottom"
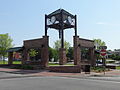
{"left": 0, "top": 68, "right": 20, "bottom": 72}
{"left": 0, "top": 68, "right": 120, "bottom": 77}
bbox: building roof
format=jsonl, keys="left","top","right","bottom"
{"left": 7, "top": 47, "right": 23, "bottom": 52}
{"left": 47, "top": 9, "right": 74, "bottom": 18}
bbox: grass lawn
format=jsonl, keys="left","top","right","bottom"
{"left": 0, "top": 61, "right": 73, "bottom": 66}
{"left": 0, "top": 61, "right": 21, "bottom": 64}
{"left": 0, "top": 61, "right": 8, "bottom": 64}
{"left": 48, "top": 63, "right": 59, "bottom": 66}
{"left": 13, "top": 61, "right": 21, "bottom": 64}
{"left": 48, "top": 62, "right": 74, "bottom": 66}
{"left": 116, "top": 66, "right": 120, "bottom": 70}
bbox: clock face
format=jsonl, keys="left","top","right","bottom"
{"left": 47, "top": 19, "right": 51, "bottom": 25}
{"left": 51, "top": 16, "right": 56, "bottom": 24}
{"left": 71, "top": 18, "right": 75, "bottom": 25}
{"left": 68, "top": 16, "right": 72, "bottom": 24}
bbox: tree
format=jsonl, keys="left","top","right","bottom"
{"left": 49, "top": 47, "right": 54, "bottom": 61}
{"left": 53, "top": 40, "right": 71, "bottom": 52}
{"left": 52, "top": 49, "right": 59, "bottom": 62}
{"left": 93, "top": 39, "right": 106, "bottom": 50}
{"left": 52, "top": 40, "right": 71, "bottom": 62}
{"left": 110, "top": 54, "right": 120, "bottom": 60}
{"left": 93, "top": 39, "right": 106, "bottom": 66}
{"left": 66, "top": 47, "right": 73, "bottom": 61}
{"left": 49, "top": 47, "right": 59, "bottom": 62}
{"left": 0, "top": 33, "right": 13, "bottom": 62}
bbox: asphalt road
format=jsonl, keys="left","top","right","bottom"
{"left": 0, "top": 77, "right": 120, "bottom": 90}
{"left": 0, "top": 72, "right": 22, "bottom": 77}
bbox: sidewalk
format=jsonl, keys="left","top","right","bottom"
{"left": 0, "top": 67, "right": 120, "bottom": 81}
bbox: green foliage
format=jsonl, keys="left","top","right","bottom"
{"left": 93, "top": 39, "right": 106, "bottom": 64}
{"left": 53, "top": 49, "right": 59, "bottom": 62}
{"left": 48, "top": 62, "right": 74, "bottom": 66}
{"left": 29, "top": 49, "right": 38, "bottom": 57}
{"left": 111, "top": 54, "right": 120, "bottom": 60}
{"left": 0, "top": 61, "right": 21, "bottom": 65}
{"left": 21, "top": 65, "right": 34, "bottom": 70}
{"left": 116, "top": 66, "right": 120, "bottom": 70}
{"left": 106, "top": 60, "right": 115, "bottom": 64}
{"left": 53, "top": 40, "right": 71, "bottom": 52}
{"left": 0, "top": 33, "right": 13, "bottom": 61}
{"left": 49, "top": 47, "right": 59, "bottom": 62}
{"left": 52, "top": 40, "right": 71, "bottom": 62}
{"left": 93, "top": 39, "right": 106, "bottom": 49}
{"left": 0, "top": 61, "right": 8, "bottom": 64}
{"left": 11, "top": 65, "right": 34, "bottom": 70}
{"left": 54, "top": 40, "right": 61, "bottom": 50}
{"left": 48, "top": 63, "right": 59, "bottom": 66}
{"left": 64, "top": 41, "right": 71, "bottom": 53}
{"left": 49, "top": 47, "right": 54, "bottom": 61}
{"left": 66, "top": 47, "right": 73, "bottom": 60}
{"left": 13, "top": 61, "right": 21, "bottom": 64}
{"left": 91, "top": 66, "right": 110, "bottom": 73}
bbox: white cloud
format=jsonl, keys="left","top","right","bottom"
{"left": 96, "top": 22, "right": 107, "bottom": 25}
{"left": 96, "top": 22, "right": 120, "bottom": 26}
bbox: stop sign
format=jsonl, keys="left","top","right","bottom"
{"left": 100, "top": 49, "right": 106, "bottom": 56}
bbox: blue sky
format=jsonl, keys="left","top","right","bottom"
{"left": 0, "top": 0, "right": 120, "bottom": 50}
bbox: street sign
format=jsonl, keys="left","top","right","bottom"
{"left": 100, "top": 49, "right": 107, "bottom": 56}
{"left": 99, "top": 46, "right": 107, "bottom": 49}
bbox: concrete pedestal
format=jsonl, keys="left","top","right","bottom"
{"left": 59, "top": 48, "right": 67, "bottom": 65}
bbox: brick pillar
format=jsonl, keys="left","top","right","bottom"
{"left": 59, "top": 48, "right": 67, "bottom": 65}
{"left": 73, "top": 36, "right": 81, "bottom": 65}
{"left": 41, "top": 36, "right": 49, "bottom": 67}
{"left": 41, "top": 47, "right": 49, "bottom": 67}
{"left": 8, "top": 52, "right": 13, "bottom": 65}
{"left": 89, "top": 48, "right": 95, "bottom": 66}
{"left": 22, "top": 49, "right": 29, "bottom": 65}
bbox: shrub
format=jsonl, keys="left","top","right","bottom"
{"left": 11, "top": 65, "right": 34, "bottom": 70}
{"left": 91, "top": 66, "right": 110, "bottom": 73}
{"left": 21, "top": 65, "right": 34, "bottom": 70}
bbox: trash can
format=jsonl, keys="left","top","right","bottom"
{"left": 85, "top": 65, "right": 90, "bottom": 74}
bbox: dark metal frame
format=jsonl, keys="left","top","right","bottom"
{"left": 45, "top": 9, "right": 77, "bottom": 48}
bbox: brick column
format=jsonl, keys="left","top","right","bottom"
{"left": 8, "top": 52, "right": 13, "bottom": 65}
{"left": 89, "top": 48, "right": 95, "bottom": 66}
{"left": 41, "top": 36, "right": 49, "bottom": 67}
{"left": 73, "top": 36, "right": 81, "bottom": 65}
{"left": 41, "top": 47, "right": 49, "bottom": 67}
{"left": 22, "top": 49, "right": 29, "bottom": 65}
{"left": 59, "top": 48, "right": 67, "bottom": 65}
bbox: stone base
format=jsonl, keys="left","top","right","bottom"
{"left": 48, "top": 66, "right": 81, "bottom": 73}
{"left": 41, "top": 47, "right": 49, "bottom": 67}
{"left": 59, "top": 48, "right": 67, "bottom": 65}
